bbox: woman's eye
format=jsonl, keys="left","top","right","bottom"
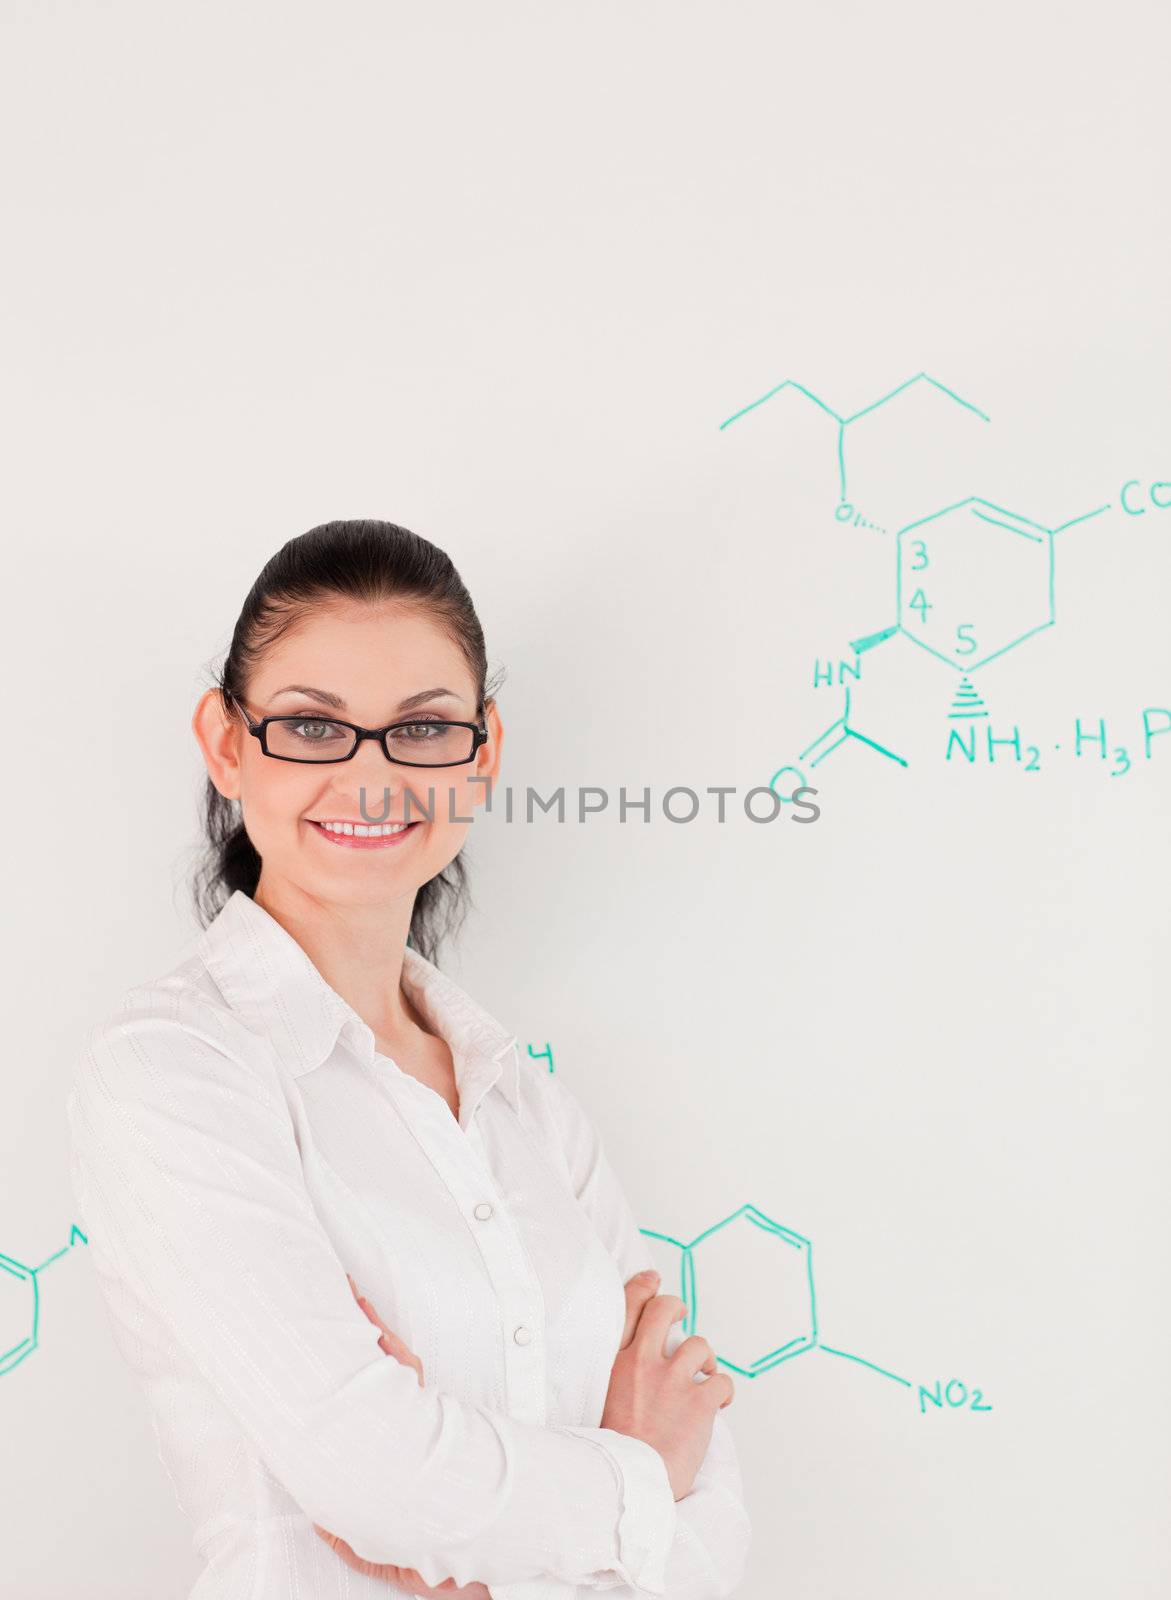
{"left": 293, "top": 720, "right": 345, "bottom": 741}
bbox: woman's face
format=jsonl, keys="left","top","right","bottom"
{"left": 194, "top": 600, "right": 502, "bottom": 914}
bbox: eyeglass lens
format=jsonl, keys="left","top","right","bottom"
{"left": 264, "top": 716, "right": 476, "bottom": 765}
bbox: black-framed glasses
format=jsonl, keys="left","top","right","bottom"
{"left": 230, "top": 695, "right": 489, "bottom": 767}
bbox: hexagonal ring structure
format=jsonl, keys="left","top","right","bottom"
{"left": 0, "top": 1252, "right": 41, "bottom": 1375}
{"left": 640, "top": 1203, "right": 818, "bottom": 1379}
{"left": 896, "top": 496, "right": 1056, "bottom": 672}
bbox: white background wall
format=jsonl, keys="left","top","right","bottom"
{"left": 2, "top": 3, "right": 1168, "bottom": 1595}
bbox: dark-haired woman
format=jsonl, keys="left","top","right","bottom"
{"left": 67, "top": 520, "right": 751, "bottom": 1599}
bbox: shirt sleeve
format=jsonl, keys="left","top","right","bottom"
{"left": 63, "top": 991, "right": 680, "bottom": 1595}
{"left": 488, "top": 1070, "right": 753, "bottom": 1600}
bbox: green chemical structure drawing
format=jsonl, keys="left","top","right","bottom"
{"left": 527, "top": 1047, "right": 982, "bottom": 1417}
{"left": 719, "top": 373, "right": 1169, "bottom": 786}
{"left": 0, "top": 1224, "right": 88, "bottom": 1376}
{"left": 640, "top": 1202, "right": 989, "bottom": 1419}
{"left": 718, "top": 369, "right": 992, "bottom": 523}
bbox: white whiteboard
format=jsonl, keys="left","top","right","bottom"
{"left": 2, "top": 3, "right": 1168, "bottom": 1595}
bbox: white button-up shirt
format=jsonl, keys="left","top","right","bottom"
{"left": 65, "top": 889, "right": 751, "bottom": 1599}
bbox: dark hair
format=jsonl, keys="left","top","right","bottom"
{"left": 191, "top": 519, "right": 504, "bottom": 964}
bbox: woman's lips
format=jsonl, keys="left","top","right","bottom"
{"left": 306, "top": 819, "right": 422, "bottom": 850}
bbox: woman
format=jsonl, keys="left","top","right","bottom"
{"left": 66, "top": 520, "right": 751, "bottom": 1599}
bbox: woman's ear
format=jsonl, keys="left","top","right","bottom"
{"left": 476, "top": 697, "right": 504, "bottom": 796}
{"left": 192, "top": 688, "right": 245, "bottom": 802}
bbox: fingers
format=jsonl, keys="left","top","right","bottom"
{"left": 345, "top": 1274, "right": 425, "bottom": 1385}
{"left": 357, "top": 1293, "right": 391, "bottom": 1342}
{"left": 629, "top": 1291, "right": 689, "bottom": 1356}
{"left": 395, "top": 1566, "right": 463, "bottom": 1597}
{"left": 317, "top": 1520, "right": 429, "bottom": 1585}
{"left": 671, "top": 1337, "right": 735, "bottom": 1405}
{"left": 347, "top": 1275, "right": 390, "bottom": 1338}
{"left": 377, "top": 1326, "right": 425, "bottom": 1384}
{"left": 627, "top": 1289, "right": 735, "bottom": 1403}
{"left": 671, "top": 1332, "right": 717, "bottom": 1381}
{"left": 619, "top": 1270, "right": 661, "bottom": 1349}
{"left": 708, "top": 1371, "right": 736, "bottom": 1408}
{"left": 350, "top": 1277, "right": 390, "bottom": 1337}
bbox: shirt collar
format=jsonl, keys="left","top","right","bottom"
{"left": 195, "top": 889, "right": 520, "bottom": 1113}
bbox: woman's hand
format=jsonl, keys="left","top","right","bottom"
{"left": 600, "top": 1270, "right": 735, "bottom": 1501}
{"left": 312, "top": 1274, "right": 491, "bottom": 1599}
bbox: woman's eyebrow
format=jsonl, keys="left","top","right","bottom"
{"left": 268, "top": 684, "right": 461, "bottom": 713}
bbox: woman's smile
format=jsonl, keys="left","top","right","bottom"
{"left": 306, "top": 817, "right": 424, "bottom": 849}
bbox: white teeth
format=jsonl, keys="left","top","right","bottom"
{"left": 318, "top": 820, "right": 411, "bottom": 837}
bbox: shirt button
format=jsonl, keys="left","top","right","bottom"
{"left": 513, "top": 1325, "right": 532, "bottom": 1345}
{"left": 473, "top": 1201, "right": 494, "bottom": 1221}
